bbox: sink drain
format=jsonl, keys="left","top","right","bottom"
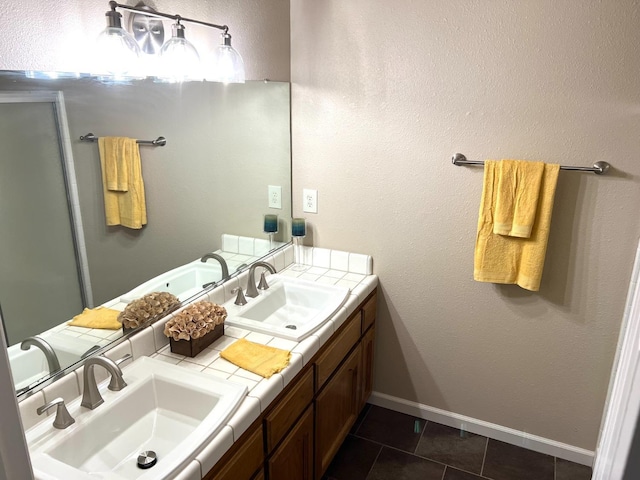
{"left": 137, "top": 451, "right": 158, "bottom": 469}
{"left": 285, "top": 324, "right": 297, "bottom": 330}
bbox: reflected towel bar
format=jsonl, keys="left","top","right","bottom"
{"left": 80, "top": 133, "right": 167, "bottom": 146}
{"left": 452, "top": 153, "right": 610, "bottom": 175}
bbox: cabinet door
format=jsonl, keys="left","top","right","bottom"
{"left": 268, "top": 405, "right": 314, "bottom": 480}
{"left": 204, "top": 425, "right": 263, "bottom": 480}
{"left": 360, "top": 325, "right": 375, "bottom": 410}
{"left": 315, "top": 344, "right": 361, "bottom": 478}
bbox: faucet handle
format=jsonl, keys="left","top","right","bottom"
{"left": 37, "top": 397, "right": 75, "bottom": 429}
{"left": 258, "top": 271, "right": 270, "bottom": 291}
{"left": 232, "top": 287, "right": 247, "bottom": 306}
{"left": 113, "top": 353, "right": 132, "bottom": 367}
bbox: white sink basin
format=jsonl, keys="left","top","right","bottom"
{"left": 27, "top": 356, "right": 247, "bottom": 480}
{"left": 224, "top": 274, "right": 350, "bottom": 341}
{"left": 120, "top": 260, "right": 224, "bottom": 303}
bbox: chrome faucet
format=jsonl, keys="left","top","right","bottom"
{"left": 200, "top": 253, "right": 230, "bottom": 281}
{"left": 81, "top": 356, "right": 127, "bottom": 410}
{"left": 21, "top": 337, "right": 61, "bottom": 374}
{"left": 246, "top": 261, "right": 276, "bottom": 298}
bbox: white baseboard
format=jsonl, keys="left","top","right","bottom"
{"left": 369, "top": 391, "right": 594, "bottom": 467}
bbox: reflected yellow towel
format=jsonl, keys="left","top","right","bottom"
{"left": 221, "top": 338, "right": 291, "bottom": 378}
{"left": 493, "top": 160, "right": 545, "bottom": 238}
{"left": 98, "top": 137, "right": 147, "bottom": 229}
{"left": 474, "top": 160, "right": 560, "bottom": 292}
{"left": 68, "top": 307, "right": 122, "bottom": 330}
{"left": 99, "top": 137, "right": 129, "bottom": 191}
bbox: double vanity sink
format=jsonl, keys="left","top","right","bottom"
{"left": 25, "top": 265, "right": 353, "bottom": 480}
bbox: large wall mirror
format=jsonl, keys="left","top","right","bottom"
{"left": 0, "top": 71, "right": 292, "bottom": 397}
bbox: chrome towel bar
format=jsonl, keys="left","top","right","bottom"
{"left": 80, "top": 133, "right": 166, "bottom": 146}
{"left": 452, "top": 153, "right": 610, "bottom": 175}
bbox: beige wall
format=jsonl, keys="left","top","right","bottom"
{"left": 291, "top": 0, "right": 640, "bottom": 450}
{"left": 0, "top": 0, "right": 290, "bottom": 81}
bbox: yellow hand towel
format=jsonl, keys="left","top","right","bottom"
{"left": 68, "top": 307, "right": 122, "bottom": 330}
{"left": 98, "top": 137, "right": 147, "bottom": 229}
{"left": 474, "top": 160, "right": 560, "bottom": 292}
{"left": 98, "top": 137, "right": 129, "bottom": 192}
{"left": 220, "top": 338, "right": 291, "bottom": 378}
{"left": 493, "top": 159, "right": 545, "bottom": 238}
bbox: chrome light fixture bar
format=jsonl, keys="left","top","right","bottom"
{"left": 99, "top": 1, "right": 245, "bottom": 82}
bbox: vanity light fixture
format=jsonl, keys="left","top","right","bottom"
{"left": 98, "top": 1, "right": 245, "bottom": 83}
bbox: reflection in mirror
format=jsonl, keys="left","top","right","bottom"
{"left": 0, "top": 71, "right": 291, "bottom": 396}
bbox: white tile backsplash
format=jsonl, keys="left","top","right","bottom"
{"left": 348, "top": 253, "right": 371, "bottom": 275}
{"left": 19, "top": 391, "right": 46, "bottom": 430}
{"left": 330, "top": 250, "right": 350, "bottom": 271}
{"left": 151, "top": 321, "right": 169, "bottom": 351}
{"left": 42, "top": 372, "right": 80, "bottom": 406}
{"left": 238, "top": 237, "right": 255, "bottom": 255}
{"left": 222, "top": 235, "right": 239, "bottom": 253}
{"left": 312, "top": 248, "right": 331, "bottom": 268}
{"left": 128, "top": 327, "right": 156, "bottom": 359}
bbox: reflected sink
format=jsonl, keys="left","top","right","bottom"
{"left": 27, "top": 356, "right": 247, "bottom": 480}
{"left": 11, "top": 334, "right": 104, "bottom": 392}
{"left": 225, "top": 274, "right": 350, "bottom": 341}
{"left": 119, "top": 260, "right": 224, "bottom": 303}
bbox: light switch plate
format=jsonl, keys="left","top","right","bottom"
{"left": 268, "top": 185, "right": 282, "bottom": 209}
{"left": 303, "top": 189, "right": 318, "bottom": 213}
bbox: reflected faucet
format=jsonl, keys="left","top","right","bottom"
{"left": 81, "top": 356, "right": 127, "bottom": 410}
{"left": 200, "top": 253, "right": 230, "bottom": 282}
{"left": 20, "top": 337, "right": 61, "bottom": 375}
{"left": 246, "top": 261, "right": 277, "bottom": 298}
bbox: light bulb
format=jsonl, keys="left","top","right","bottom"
{"left": 208, "top": 32, "right": 245, "bottom": 83}
{"left": 158, "top": 22, "right": 201, "bottom": 83}
{"left": 95, "top": 9, "right": 141, "bottom": 76}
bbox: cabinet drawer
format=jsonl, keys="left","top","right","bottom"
{"left": 265, "top": 368, "right": 314, "bottom": 452}
{"left": 362, "top": 292, "right": 377, "bottom": 333}
{"left": 206, "top": 425, "right": 263, "bottom": 480}
{"left": 315, "top": 311, "right": 361, "bottom": 390}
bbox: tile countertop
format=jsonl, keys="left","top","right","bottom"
{"left": 19, "top": 244, "right": 377, "bottom": 480}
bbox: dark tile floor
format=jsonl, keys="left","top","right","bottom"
{"left": 323, "top": 404, "right": 593, "bottom": 480}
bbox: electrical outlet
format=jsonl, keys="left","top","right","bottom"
{"left": 303, "top": 188, "right": 318, "bottom": 213}
{"left": 268, "top": 185, "right": 282, "bottom": 209}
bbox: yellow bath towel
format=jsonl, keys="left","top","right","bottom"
{"left": 493, "top": 159, "right": 545, "bottom": 238}
{"left": 221, "top": 338, "right": 291, "bottom": 378}
{"left": 474, "top": 160, "right": 560, "bottom": 292}
{"left": 68, "top": 307, "right": 122, "bottom": 330}
{"left": 98, "top": 137, "right": 147, "bottom": 229}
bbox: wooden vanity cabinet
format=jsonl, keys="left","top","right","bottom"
{"left": 204, "top": 289, "right": 377, "bottom": 480}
